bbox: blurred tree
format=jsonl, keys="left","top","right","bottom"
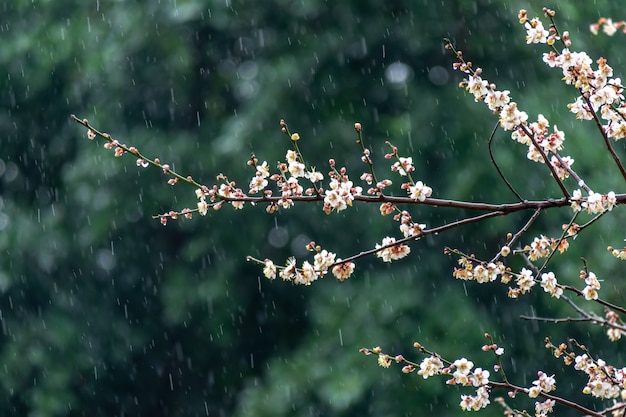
{"left": 1, "top": 0, "right": 625, "bottom": 416}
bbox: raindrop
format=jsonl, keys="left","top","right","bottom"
{"left": 96, "top": 249, "right": 116, "bottom": 272}
{"left": 237, "top": 61, "right": 258, "bottom": 81}
{"left": 268, "top": 226, "right": 289, "bottom": 248}
{"left": 2, "top": 161, "right": 18, "bottom": 182}
{"left": 385, "top": 61, "right": 413, "bottom": 86}
{"left": 0, "top": 272, "right": 9, "bottom": 293}
{"left": 428, "top": 65, "right": 450, "bottom": 86}
{"left": 217, "top": 59, "right": 237, "bottom": 78}
{"left": 0, "top": 212, "right": 8, "bottom": 231}
{"left": 234, "top": 81, "right": 259, "bottom": 101}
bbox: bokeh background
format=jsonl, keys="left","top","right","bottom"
{"left": 2, "top": 1, "right": 626, "bottom": 416}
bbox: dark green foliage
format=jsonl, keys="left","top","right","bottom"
{"left": 1, "top": 1, "right": 626, "bottom": 416}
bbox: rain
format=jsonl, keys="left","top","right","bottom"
{"left": 2, "top": 1, "right": 626, "bottom": 416}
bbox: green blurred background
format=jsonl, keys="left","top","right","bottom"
{"left": 2, "top": 1, "right": 626, "bottom": 416}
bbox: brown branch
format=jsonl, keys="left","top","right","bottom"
{"left": 489, "top": 380, "right": 603, "bottom": 417}
{"left": 560, "top": 283, "right": 626, "bottom": 316}
{"left": 519, "top": 315, "right": 596, "bottom": 323}
{"left": 334, "top": 211, "right": 505, "bottom": 266}
{"left": 491, "top": 208, "right": 542, "bottom": 264}
{"left": 70, "top": 114, "right": 204, "bottom": 189}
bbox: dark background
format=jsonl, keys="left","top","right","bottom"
{"left": 1, "top": 1, "right": 626, "bottom": 416}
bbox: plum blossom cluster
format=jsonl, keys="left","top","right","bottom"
{"left": 605, "top": 311, "right": 626, "bottom": 342}
{"left": 524, "top": 233, "right": 569, "bottom": 261}
{"left": 524, "top": 12, "right": 626, "bottom": 144}
{"left": 451, "top": 36, "right": 576, "bottom": 183}
{"left": 451, "top": 248, "right": 608, "bottom": 304}
{"left": 570, "top": 190, "right": 617, "bottom": 213}
{"left": 608, "top": 244, "right": 626, "bottom": 261}
{"left": 539, "top": 271, "right": 563, "bottom": 299}
{"left": 374, "top": 237, "right": 411, "bottom": 262}
{"left": 452, "top": 256, "right": 507, "bottom": 284}
{"left": 590, "top": 17, "right": 626, "bottom": 37}
{"left": 579, "top": 270, "right": 602, "bottom": 301}
{"left": 385, "top": 149, "right": 433, "bottom": 202}
{"left": 258, "top": 243, "right": 355, "bottom": 285}
{"left": 381, "top": 207, "right": 427, "bottom": 239}
{"left": 451, "top": 253, "right": 561, "bottom": 299}
{"left": 363, "top": 339, "right": 614, "bottom": 416}
{"left": 195, "top": 176, "right": 247, "bottom": 215}
{"left": 527, "top": 371, "right": 556, "bottom": 398}
{"left": 323, "top": 163, "right": 363, "bottom": 214}
{"left": 547, "top": 340, "right": 626, "bottom": 401}
{"left": 361, "top": 344, "right": 492, "bottom": 412}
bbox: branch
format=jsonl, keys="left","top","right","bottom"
{"left": 489, "top": 381, "right": 603, "bottom": 417}
{"left": 335, "top": 211, "right": 505, "bottom": 266}
{"left": 488, "top": 121, "right": 525, "bottom": 202}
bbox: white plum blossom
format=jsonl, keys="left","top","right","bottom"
{"left": 417, "top": 355, "right": 444, "bottom": 379}
{"left": 313, "top": 250, "right": 336, "bottom": 274}
{"left": 408, "top": 181, "right": 432, "bottom": 201}
{"left": 460, "top": 386, "right": 490, "bottom": 411}
{"left": 528, "top": 371, "right": 556, "bottom": 398}
{"left": 324, "top": 178, "right": 362, "bottom": 213}
{"left": 525, "top": 18, "right": 549, "bottom": 44}
{"left": 375, "top": 237, "right": 410, "bottom": 262}
{"left": 391, "top": 157, "right": 415, "bottom": 176}
{"left": 540, "top": 272, "right": 562, "bottom": 298}
{"left": 582, "top": 272, "right": 601, "bottom": 300}
{"left": 467, "top": 76, "right": 489, "bottom": 100}
{"left": 262, "top": 259, "right": 277, "bottom": 280}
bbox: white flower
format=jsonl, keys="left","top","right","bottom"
{"left": 453, "top": 358, "right": 474, "bottom": 376}
{"left": 288, "top": 161, "right": 306, "bottom": 178}
{"left": 375, "top": 237, "right": 410, "bottom": 262}
{"left": 306, "top": 170, "right": 324, "bottom": 183}
{"left": 417, "top": 355, "right": 444, "bottom": 379}
{"left": 408, "top": 181, "right": 432, "bottom": 201}
{"left": 525, "top": 18, "right": 549, "bottom": 44}
{"left": 516, "top": 268, "right": 536, "bottom": 294}
{"left": 262, "top": 260, "right": 276, "bottom": 280}
{"left": 485, "top": 90, "right": 510, "bottom": 111}
{"left": 540, "top": 272, "right": 562, "bottom": 298}
{"left": 313, "top": 250, "right": 336, "bottom": 274}
{"left": 197, "top": 198, "right": 209, "bottom": 216}
{"left": 467, "top": 76, "right": 489, "bottom": 100}
{"left": 256, "top": 161, "right": 270, "bottom": 178}
{"left": 391, "top": 157, "right": 414, "bottom": 176}
{"left": 324, "top": 178, "right": 362, "bottom": 213}
{"left": 285, "top": 150, "right": 298, "bottom": 163}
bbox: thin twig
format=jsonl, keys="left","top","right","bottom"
{"left": 70, "top": 115, "right": 204, "bottom": 189}
{"left": 488, "top": 121, "right": 525, "bottom": 202}
{"left": 519, "top": 315, "right": 596, "bottom": 323}
{"left": 334, "top": 211, "right": 505, "bottom": 266}
{"left": 491, "top": 208, "right": 541, "bottom": 264}
{"left": 536, "top": 211, "right": 580, "bottom": 276}
{"left": 489, "top": 381, "right": 603, "bottom": 417}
